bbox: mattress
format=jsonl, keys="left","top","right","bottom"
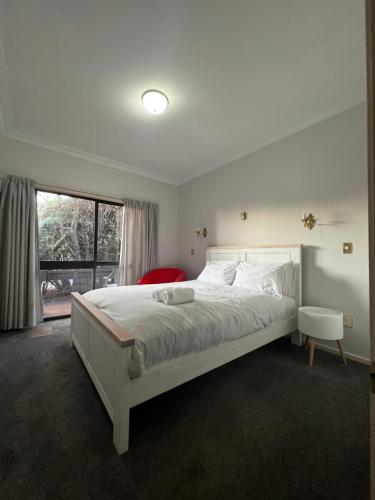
{"left": 84, "top": 280, "right": 297, "bottom": 378}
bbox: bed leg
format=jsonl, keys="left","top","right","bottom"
{"left": 113, "top": 347, "right": 131, "bottom": 455}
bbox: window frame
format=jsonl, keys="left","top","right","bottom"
{"left": 37, "top": 189, "right": 123, "bottom": 319}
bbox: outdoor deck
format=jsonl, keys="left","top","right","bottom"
{"left": 43, "top": 296, "right": 71, "bottom": 318}
{"left": 41, "top": 266, "right": 118, "bottom": 319}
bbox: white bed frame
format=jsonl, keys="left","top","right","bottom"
{"left": 71, "top": 244, "right": 303, "bottom": 455}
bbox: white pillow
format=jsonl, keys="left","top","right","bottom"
{"left": 197, "top": 261, "right": 239, "bottom": 285}
{"left": 232, "top": 261, "right": 295, "bottom": 297}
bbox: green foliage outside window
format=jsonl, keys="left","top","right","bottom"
{"left": 37, "top": 192, "right": 122, "bottom": 262}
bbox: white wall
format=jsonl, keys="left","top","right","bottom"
{"left": 0, "top": 105, "right": 369, "bottom": 360}
{"left": 0, "top": 135, "right": 179, "bottom": 267}
{"left": 178, "top": 104, "right": 369, "bottom": 361}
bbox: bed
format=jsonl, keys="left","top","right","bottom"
{"left": 71, "top": 245, "right": 303, "bottom": 454}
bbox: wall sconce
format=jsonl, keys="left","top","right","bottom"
{"left": 196, "top": 227, "right": 208, "bottom": 239}
{"left": 301, "top": 213, "right": 317, "bottom": 230}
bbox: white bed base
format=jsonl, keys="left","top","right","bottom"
{"left": 71, "top": 244, "right": 303, "bottom": 455}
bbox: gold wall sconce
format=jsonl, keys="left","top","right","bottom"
{"left": 196, "top": 227, "right": 208, "bottom": 239}
{"left": 343, "top": 242, "right": 353, "bottom": 254}
{"left": 301, "top": 213, "right": 317, "bottom": 230}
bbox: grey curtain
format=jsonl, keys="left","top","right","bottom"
{"left": 119, "top": 198, "right": 158, "bottom": 285}
{"left": 0, "top": 176, "right": 42, "bottom": 330}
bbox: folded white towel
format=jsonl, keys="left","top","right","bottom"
{"left": 161, "top": 287, "right": 195, "bottom": 305}
{"left": 151, "top": 290, "right": 164, "bottom": 302}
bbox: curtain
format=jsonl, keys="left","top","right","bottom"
{"left": 0, "top": 176, "right": 42, "bottom": 330}
{"left": 119, "top": 198, "right": 158, "bottom": 285}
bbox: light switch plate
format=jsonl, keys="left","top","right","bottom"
{"left": 343, "top": 314, "right": 353, "bottom": 328}
{"left": 343, "top": 242, "right": 353, "bottom": 254}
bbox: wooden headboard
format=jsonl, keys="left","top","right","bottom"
{"left": 206, "top": 244, "right": 303, "bottom": 307}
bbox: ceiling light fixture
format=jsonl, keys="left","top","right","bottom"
{"left": 142, "top": 90, "right": 169, "bottom": 114}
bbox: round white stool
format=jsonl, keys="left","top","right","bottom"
{"left": 298, "top": 306, "right": 347, "bottom": 367}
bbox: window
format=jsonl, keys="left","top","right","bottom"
{"left": 37, "top": 191, "right": 123, "bottom": 319}
{"left": 97, "top": 203, "right": 122, "bottom": 262}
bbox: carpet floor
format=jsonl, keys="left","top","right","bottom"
{"left": 0, "top": 319, "right": 370, "bottom": 500}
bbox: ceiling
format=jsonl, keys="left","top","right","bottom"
{"left": 0, "top": 0, "right": 366, "bottom": 185}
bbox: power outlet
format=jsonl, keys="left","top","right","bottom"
{"left": 190, "top": 248, "right": 195, "bottom": 256}
{"left": 343, "top": 314, "right": 353, "bottom": 328}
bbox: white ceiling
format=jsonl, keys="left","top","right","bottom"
{"left": 0, "top": 0, "right": 366, "bottom": 185}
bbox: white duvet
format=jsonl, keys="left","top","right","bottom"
{"left": 84, "top": 281, "right": 296, "bottom": 379}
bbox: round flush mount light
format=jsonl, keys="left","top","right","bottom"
{"left": 142, "top": 89, "right": 169, "bottom": 114}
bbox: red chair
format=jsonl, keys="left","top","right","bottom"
{"left": 137, "top": 268, "right": 186, "bottom": 285}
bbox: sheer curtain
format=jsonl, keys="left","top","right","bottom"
{"left": 0, "top": 176, "right": 42, "bottom": 330}
{"left": 119, "top": 198, "right": 158, "bottom": 285}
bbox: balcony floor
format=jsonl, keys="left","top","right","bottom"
{"left": 43, "top": 296, "right": 71, "bottom": 318}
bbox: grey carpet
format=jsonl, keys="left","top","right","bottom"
{"left": 0, "top": 319, "right": 369, "bottom": 500}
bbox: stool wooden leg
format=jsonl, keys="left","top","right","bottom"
{"left": 304, "top": 335, "right": 310, "bottom": 350}
{"left": 309, "top": 339, "right": 315, "bottom": 367}
{"left": 336, "top": 340, "right": 347, "bottom": 366}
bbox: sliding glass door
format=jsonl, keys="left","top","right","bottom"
{"left": 37, "top": 190, "right": 122, "bottom": 319}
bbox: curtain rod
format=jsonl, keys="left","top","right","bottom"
{"left": 36, "top": 183, "right": 123, "bottom": 204}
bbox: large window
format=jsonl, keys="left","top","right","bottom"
{"left": 37, "top": 190, "right": 123, "bottom": 319}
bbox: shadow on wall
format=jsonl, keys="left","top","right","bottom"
{"left": 182, "top": 219, "right": 217, "bottom": 279}
{"left": 302, "top": 245, "right": 368, "bottom": 347}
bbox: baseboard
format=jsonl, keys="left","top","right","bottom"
{"left": 314, "top": 341, "right": 370, "bottom": 366}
